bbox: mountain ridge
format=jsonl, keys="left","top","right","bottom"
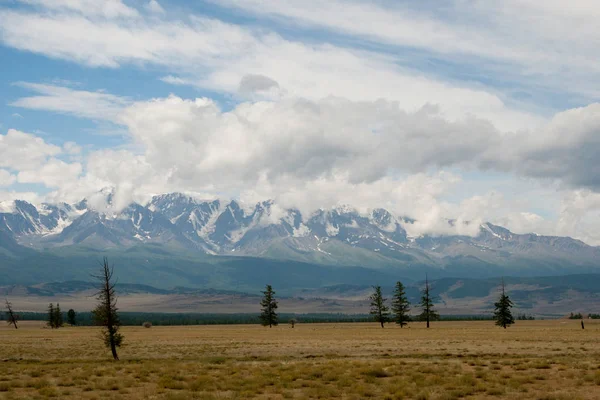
{"left": 1, "top": 192, "right": 599, "bottom": 284}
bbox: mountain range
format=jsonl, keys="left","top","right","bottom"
{"left": 1, "top": 191, "right": 600, "bottom": 291}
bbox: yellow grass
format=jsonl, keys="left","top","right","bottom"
{"left": 1, "top": 320, "right": 599, "bottom": 399}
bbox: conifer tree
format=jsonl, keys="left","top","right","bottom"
{"left": 47, "top": 303, "right": 55, "bottom": 328}
{"left": 418, "top": 275, "right": 439, "bottom": 328}
{"left": 92, "top": 257, "right": 123, "bottom": 360}
{"left": 391, "top": 281, "right": 411, "bottom": 327}
{"left": 493, "top": 279, "right": 515, "bottom": 329}
{"left": 259, "top": 284, "right": 278, "bottom": 328}
{"left": 67, "top": 309, "right": 76, "bottom": 326}
{"left": 5, "top": 299, "right": 18, "bottom": 329}
{"left": 369, "top": 285, "right": 390, "bottom": 328}
{"left": 54, "top": 303, "right": 63, "bottom": 328}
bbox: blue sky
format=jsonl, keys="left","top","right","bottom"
{"left": 1, "top": 0, "right": 600, "bottom": 244}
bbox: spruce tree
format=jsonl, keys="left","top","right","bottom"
{"left": 418, "top": 275, "right": 439, "bottom": 328}
{"left": 92, "top": 257, "right": 123, "bottom": 360}
{"left": 391, "top": 281, "right": 411, "bottom": 327}
{"left": 259, "top": 284, "right": 278, "bottom": 327}
{"left": 67, "top": 309, "right": 76, "bottom": 326}
{"left": 493, "top": 279, "right": 515, "bottom": 329}
{"left": 369, "top": 285, "right": 390, "bottom": 328}
{"left": 47, "top": 303, "right": 55, "bottom": 328}
{"left": 54, "top": 303, "right": 63, "bottom": 328}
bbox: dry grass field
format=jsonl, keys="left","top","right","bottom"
{"left": 1, "top": 320, "right": 599, "bottom": 399}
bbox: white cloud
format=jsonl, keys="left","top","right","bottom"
{"left": 215, "top": 0, "right": 600, "bottom": 100}
{"left": 0, "top": 190, "right": 41, "bottom": 206}
{"left": 0, "top": 129, "right": 61, "bottom": 170}
{"left": 11, "top": 82, "right": 129, "bottom": 121}
{"left": 19, "top": 0, "right": 139, "bottom": 19}
{"left": 63, "top": 141, "right": 82, "bottom": 155}
{"left": 237, "top": 74, "right": 283, "bottom": 100}
{"left": 160, "top": 75, "right": 190, "bottom": 86}
{"left": 0, "top": 10, "right": 254, "bottom": 68}
{"left": 0, "top": 7, "right": 543, "bottom": 132}
{"left": 0, "top": 169, "right": 16, "bottom": 187}
{"left": 145, "top": 0, "right": 164, "bottom": 14}
{"left": 118, "top": 95, "right": 506, "bottom": 189}
{"left": 507, "top": 103, "right": 600, "bottom": 190}
{"left": 17, "top": 158, "right": 82, "bottom": 188}
{"left": 555, "top": 190, "right": 600, "bottom": 245}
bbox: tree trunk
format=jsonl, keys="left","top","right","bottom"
{"left": 104, "top": 265, "right": 119, "bottom": 361}
{"left": 111, "top": 340, "right": 119, "bottom": 360}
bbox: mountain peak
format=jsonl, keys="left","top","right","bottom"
{"left": 1, "top": 192, "right": 599, "bottom": 276}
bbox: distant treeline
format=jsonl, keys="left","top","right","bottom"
{"left": 2, "top": 311, "right": 500, "bottom": 326}
{"left": 569, "top": 312, "right": 600, "bottom": 319}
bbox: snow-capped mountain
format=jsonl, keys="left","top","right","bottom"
{"left": 1, "top": 193, "right": 599, "bottom": 274}
{"left": 0, "top": 200, "right": 76, "bottom": 237}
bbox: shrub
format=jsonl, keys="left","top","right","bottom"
{"left": 142, "top": 321, "right": 152, "bottom": 328}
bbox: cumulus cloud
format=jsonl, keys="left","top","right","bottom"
{"left": 508, "top": 103, "right": 600, "bottom": 190}
{"left": 63, "top": 141, "right": 82, "bottom": 155}
{"left": 0, "top": 191, "right": 41, "bottom": 208}
{"left": 17, "top": 158, "right": 82, "bottom": 188}
{"left": 145, "top": 0, "right": 165, "bottom": 14}
{"left": 0, "top": 129, "right": 61, "bottom": 170}
{"left": 0, "top": 169, "right": 16, "bottom": 187}
{"left": 555, "top": 190, "right": 600, "bottom": 245}
{"left": 238, "top": 74, "right": 282, "bottom": 100}
{"left": 117, "top": 95, "right": 505, "bottom": 190}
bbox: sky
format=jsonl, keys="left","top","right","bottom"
{"left": 1, "top": 0, "right": 600, "bottom": 244}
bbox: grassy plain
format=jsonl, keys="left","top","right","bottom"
{"left": 1, "top": 320, "right": 599, "bottom": 399}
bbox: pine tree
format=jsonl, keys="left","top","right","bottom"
{"left": 259, "top": 284, "right": 278, "bottom": 328}
{"left": 493, "top": 279, "right": 514, "bottom": 329}
{"left": 67, "top": 309, "right": 76, "bottom": 326}
{"left": 369, "top": 285, "right": 390, "bottom": 328}
{"left": 418, "top": 275, "right": 439, "bottom": 328}
{"left": 391, "top": 281, "right": 411, "bottom": 327}
{"left": 5, "top": 299, "right": 18, "bottom": 329}
{"left": 54, "top": 303, "right": 63, "bottom": 328}
{"left": 92, "top": 257, "right": 123, "bottom": 360}
{"left": 47, "top": 303, "right": 55, "bottom": 328}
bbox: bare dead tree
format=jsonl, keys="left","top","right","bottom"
{"left": 5, "top": 298, "right": 18, "bottom": 329}
{"left": 419, "top": 274, "right": 439, "bottom": 328}
{"left": 92, "top": 257, "right": 123, "bottom": 360}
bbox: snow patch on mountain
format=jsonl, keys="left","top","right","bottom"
{"left": 293, "top": 223, "right": 310, "bottom": 237}
{"left": 196, "top": 203, "right": 223, "bottom": 240}
{"left": 344, "top": 220, "right": 359, "bottom": 229}
{"left": 481, "top": 223, "right": 503, "bottom": 239}
{"left": 325, "top": 222, "right": 339, "bottom": 236}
